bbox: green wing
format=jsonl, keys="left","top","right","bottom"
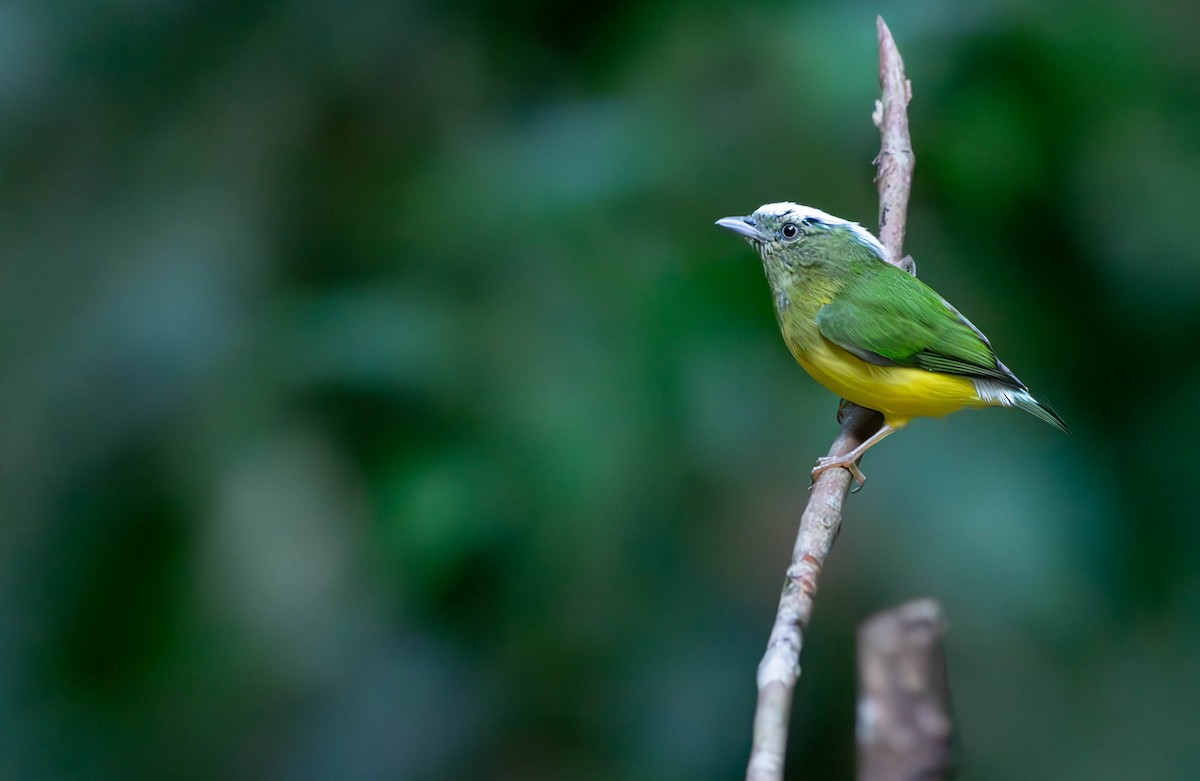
{"left": 815, "top": 264, "right": 1023, "bottom": 387}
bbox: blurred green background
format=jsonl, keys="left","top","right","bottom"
{"left": 3, "top": 0, "right": 1199, "bottom": 778}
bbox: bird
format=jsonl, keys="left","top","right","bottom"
{"left": 716, "top": 202, "right": 1067, "bottom": 486}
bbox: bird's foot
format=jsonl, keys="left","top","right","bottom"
{"left": 812, "top": 454, "right": 867, "bottom": 492}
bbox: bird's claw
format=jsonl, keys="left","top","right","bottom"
{"left": 811, "top": 455, "right": 867, "bottom": 492}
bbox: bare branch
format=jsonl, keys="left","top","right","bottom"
{"left": 743, "top": 16, "right": 916, "bottom": 781}
{"left": 856, "top": 600, "right": 952, "bottom": 781}
{"left": 873, "top": 16, "right": 916, "bottom": 271}
{"left": 746, "top": 409, "right": 883, "bottom": 781}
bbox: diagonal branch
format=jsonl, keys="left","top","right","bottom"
{"left": 873, "top": 16, "right": 916, "bottom": 272}
{"left": 743, "top": 17, "right": 915, "bottom": 781}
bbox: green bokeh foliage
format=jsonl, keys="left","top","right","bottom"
{"left": 3, "top": 0, "right": 1200, "bottom": 779}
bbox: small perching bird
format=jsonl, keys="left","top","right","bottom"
{"left": 717, "top": 202, "right": 1067, "bottom": 486}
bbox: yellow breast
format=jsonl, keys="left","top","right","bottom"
{"left": 791, "top": 337, "right": 986, "bottom": 427}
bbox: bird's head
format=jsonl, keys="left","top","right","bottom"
{"left": 715, "top": 202, "right": 885, "bottom": 274}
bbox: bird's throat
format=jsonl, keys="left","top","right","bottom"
{"left": 766, "top": 266, "right": 838, "bottom": 355}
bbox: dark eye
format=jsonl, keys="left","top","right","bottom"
{"left": 781, "top": 223, "right": 800, "bottom": 240}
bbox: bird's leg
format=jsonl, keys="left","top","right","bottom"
{"left": 811, "top": 423, "right": 898, "bottom": 489}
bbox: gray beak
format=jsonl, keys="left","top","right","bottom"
{"left": 715, "top": 215, "right": 762, "bottom": 241}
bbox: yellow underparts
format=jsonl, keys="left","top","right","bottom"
{"left": 792, "top": 337, "right": 988, "bottom": 428}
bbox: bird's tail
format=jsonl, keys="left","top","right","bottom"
{"left": 1012, "top": 392, "right": 1069, "bottom": 434}
{"left": 974, "top": 380, "right": 1069, "bottom": 434}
